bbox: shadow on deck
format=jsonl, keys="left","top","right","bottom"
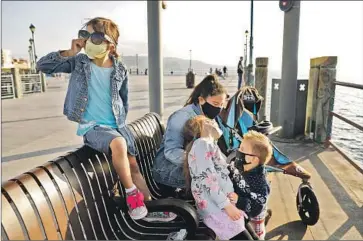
{"left": 266, "top": 141, "right": 363, "bottom": 240}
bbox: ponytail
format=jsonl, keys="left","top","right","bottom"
{"left": 184, "top": 74, "right": 227, "bottom": 106}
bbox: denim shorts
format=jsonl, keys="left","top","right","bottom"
{"left": 83, "top": 125, "right": 137, "bottom": 157}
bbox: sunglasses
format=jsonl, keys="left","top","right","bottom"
{"left": 78, "top": 30, "right": 115, "bottom": 45}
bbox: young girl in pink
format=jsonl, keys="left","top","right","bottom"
{"left": 183, "top": 115, "right": 253, "bottom": 240}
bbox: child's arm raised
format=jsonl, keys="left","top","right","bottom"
{"left": 36, "top": 39, "right": 86, "bottom": 74}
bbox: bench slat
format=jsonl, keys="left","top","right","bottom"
{"left": 48, "top": 159, "right": 97, "bottom": 240}
{"left": 31, "top": 166, "right": 77, "bottom": 240}
{"left": 2, "top": 182, "right": 44, "bottom": 240}
{"left": 128, "top": 122, "right": 162, "bottom": 198}
{"left": 42, "top": 162, "right": 88, "bottom": 240}
{"left": 1, "top": 194, "right": 26, "bottom": 240}
{"left": 76, "top": 149, "right": 126, "bottom": 239}
{"left": 64, "top": 151, "right": 117, "bottom": 240}
{"left": 16, "top": 173, "right": 60, "bottom": 240}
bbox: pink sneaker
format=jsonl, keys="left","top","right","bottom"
{"left": 126, "top": 190, "right": 148, "bottom": 220}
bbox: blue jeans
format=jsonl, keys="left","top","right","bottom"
{"left": 238, "top": 73, "right": 243, "bottom": 89}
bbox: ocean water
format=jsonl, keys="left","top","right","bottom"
{"left": 330, "top": 85, "right": 363, "bottom": 165}
{"left": 263, "top": 81, "right": 363, "bottom": 167}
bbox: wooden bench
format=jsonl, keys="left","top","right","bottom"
{"left": 1, "top": 113, "right": 216, "bottom": 240}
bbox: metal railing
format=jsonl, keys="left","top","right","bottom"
{"left": 129, "top": 68, "right": 239, "bottom": 77}
{"left": 326, "top": 81, "right": 363, "bottom": 174}
{"left": 1, "top": 74, "right": 15, "bottom": 99}
{"left": 20, "top": 73, "right": 42, "bottom": 94}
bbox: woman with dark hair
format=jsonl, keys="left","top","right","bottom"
{"left": 152, "top": 74, "right": 228, "bottom": 195}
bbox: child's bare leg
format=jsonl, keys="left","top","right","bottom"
{"left": 110, "top": 137, "right": 134, "bottom": 188}
{"left": 110, "top": 137, "right": 148, "bottom": 220}
{"left": 128, "top": 155, "right": 152, "bottom": 201}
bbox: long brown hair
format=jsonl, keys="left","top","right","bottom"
{"left": 184, "top": 74, "right": 227, "bottom": 106}
{"left": 84, "top": 17, "right": 120, "bottom": 58}
{"left": 182, "top": 115, "right": 209, "bottom": 192}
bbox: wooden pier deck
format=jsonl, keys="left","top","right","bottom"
{"left": 2, "top": 75, "right": 362, "bottom": 240}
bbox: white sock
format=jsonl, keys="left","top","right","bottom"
{"left": 125, "top": 185, "right": 137, "bottom": 194}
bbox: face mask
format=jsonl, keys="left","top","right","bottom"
{"left": 85, "top": 39, "right": 109, "bottom": 59}
{"left": 235, "top": 150, "right": 256, "bottom": 172}
{"left": 201, "top": 101, "right": 222, "bottom": 119}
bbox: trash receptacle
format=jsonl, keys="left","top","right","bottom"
{"left": 186, "top": 71, "right": 195, "bottom": 88}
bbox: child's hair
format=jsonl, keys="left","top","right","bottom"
{"left": 184, "top": 74, "right": 227, "bottom": 106}
{"left": 243, "top": 130, "right": 273, "bottom": 164}
{"left": 182, "top": 115, "right": 209, "bottom": 192}
{"left": 83, "top": 17, "right": 120, "bottom": 58}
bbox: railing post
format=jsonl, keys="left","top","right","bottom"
{"left": 40, "top": 72, "right": 47, "bottom": 92}
{"left": 10, "top": 67, "right": 23, "bottom": 99}
{"left": 255, "top": 57, "right": 268, "bottom": 121}
{"left": 304, "top": 56, "right": 338, "bottom": 143}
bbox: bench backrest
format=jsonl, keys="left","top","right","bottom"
{"left": 1, "top": 113, "right": 165, "bottom": 240}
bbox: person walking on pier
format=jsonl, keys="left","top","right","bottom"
{"left": 36, "top": 17, "right": 175, "bottom": 222}
{"left": 237, "top": 57, "right": 244, "bottom": 89}
{"left": 223, "top": 66, "right": 228, "bottom": 77}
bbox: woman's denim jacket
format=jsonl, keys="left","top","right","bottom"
{"left": 36, "top": 51, "right": 129, "bottom": 127}
{"left": 152, "top": 103, "right": 202, "bottom": 188}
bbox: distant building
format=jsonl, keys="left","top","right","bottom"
{"left": 13, "top": 58, "right": 30, "bottom": 69}
{"left": 1, "top": 49, "right": 14, "bottom": 68}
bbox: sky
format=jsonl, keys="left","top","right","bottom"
{"left": 2, "top": 1, "right": 363, "bottom": 82}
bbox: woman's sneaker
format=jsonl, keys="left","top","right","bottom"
{"left": 126, "top": 189, "right": 148, "bottom": 220}
{"left": 143, "top": 212, "right": 177, "bottom": 222}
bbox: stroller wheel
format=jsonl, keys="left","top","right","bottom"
{"left": 296, "top": 186, "right": 320, "bottom": 226}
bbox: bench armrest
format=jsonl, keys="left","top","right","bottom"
{"left": 145, "top": 198, "right": 199, "bottom": 239}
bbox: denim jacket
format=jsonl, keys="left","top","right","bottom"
{"left": 36, "top": 51, "right": 129, "bottom": 127}
{"left": 152, "top": 104, "right": 202, "bottom": 188}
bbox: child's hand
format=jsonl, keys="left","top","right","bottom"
{"left": 224, "top": 203, "right": 243, "bottom": 221}
{"left": 228, "top": 192, "right": 238, "bottom": 204}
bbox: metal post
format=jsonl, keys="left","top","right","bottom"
{"left": 147, "top": 1, "right": 164, "bottom": 118}
{"left": 247, "top": 0, "right": 254, "bottom": 86}
{"left": 28, "top": 46, "right": 33, "bottom": 72}
{"left": 32, "top": 32, "right": 37, "bottom": 66}
{"left": 189, "top": 50, "right": 192, "bottom": 71}
{"left": 244, "top": 31, "right": 248, "bottom": 68}
{"left": 278, "top": 0, "right": 301, "bottom": 138}
{"left": 136, "top": 54, "right": 139, "bottom": 75}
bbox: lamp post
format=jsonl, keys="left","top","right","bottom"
{"left": 28, "top": 45, "right": 34, "bottom": 71}
{"left": 29, "top": 38, "right": 35, "bottom": 72}
{"left": 189, "top": 50, "right": 192, "bottom": 72}
{"left": 29, "top": 24, "right": 37, "bottom": 67}
{"left": 247, "top": 0, "right": 254, "bottom": 86}
{"left": 136, "top": 54, "right": 139, "bottom": 75}
{"left": 244, "top": 30, "right": 249, "bottom": 68}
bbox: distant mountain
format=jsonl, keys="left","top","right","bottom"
{"left": 121, "top": 55, "right": 234, "bottom": 74}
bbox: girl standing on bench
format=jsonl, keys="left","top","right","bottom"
{"left": 182, "top": 115, "right": 253, "bottom": 240}
{"left": 36, "top": 17, "right": 175, "bottom": 222}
